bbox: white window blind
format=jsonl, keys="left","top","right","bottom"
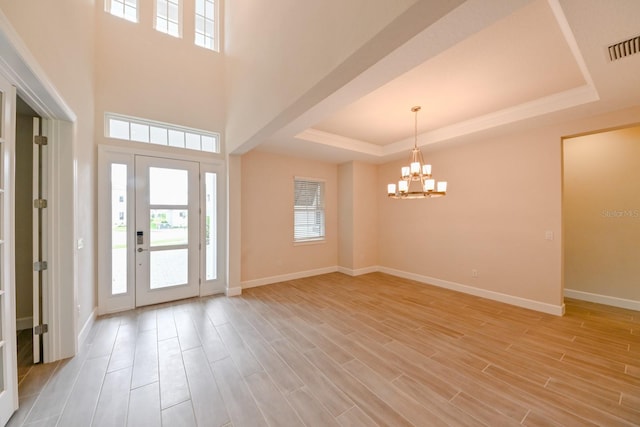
{"left": 294, "top": 178, "right": 325, "bottom": 242}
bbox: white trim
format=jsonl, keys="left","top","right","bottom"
{"left": 98, "top": 142, "right": 225, "bottom": 166}
{"left": 226, "top": 287, "right": 242, "bottom": 297}
{"left": 379, "top": 266, "right": 565, "bottom": 316}
{"left": 16, "top": 317, "right": 33, "bottom": 331}
{"left": 104, "top": 112, "right": 221, "bottom": 154}
{"left": 337, "top": 265, "right": 380, "bottom": 276}
{"left": 43, "top": 119, "right": 77, "bottom": 361}
{"left": 241, "top": 266, "right": 338, "bottom": 289}
{"left": 77, "top": 307, "right": 97, "bottom": 351}
{"left": 564, "top": 289, "right": 640, "bottom": 311}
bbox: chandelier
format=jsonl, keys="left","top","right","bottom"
{"left": 387, "top": 106, "right": 447, "bottom": 199}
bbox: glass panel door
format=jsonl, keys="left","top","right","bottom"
{"left": 134, "top": 156, "right": 199, "bottom": 306}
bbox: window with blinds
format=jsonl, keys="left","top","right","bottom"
{"left": 294, "top": 178, "right": 325, "bottom": 242}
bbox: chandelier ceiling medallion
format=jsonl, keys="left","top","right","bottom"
{"left": 387, "top": 106, "right": 447, "bottom": 199}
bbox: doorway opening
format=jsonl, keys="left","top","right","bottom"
{"left": 562, "top": 123, "right": 640, "bottom": 311}
{"left": 15, "top": 96, "right": 43, "bottom": 375}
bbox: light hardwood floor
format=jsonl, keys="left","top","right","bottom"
{"left": 8, "top": 272, "right": 640, "bottom": 426}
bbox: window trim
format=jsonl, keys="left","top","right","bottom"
{"left": 154, "top": 0, "right": 183, "bottom": 38}
{"left": 293, "top": 177, "right": 326, "bottom": 243}
{"left": 194, "top": 0, "right": 219, "bottom": 52}
{"left": 105, "top": 0, "right": 139, "bottom": 23}
{"left": 104, "top": 112, "right": 221, "bottom": 154}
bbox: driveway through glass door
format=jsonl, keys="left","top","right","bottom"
{"left": 134, "top": 156, "right": 199, "bottom": 306}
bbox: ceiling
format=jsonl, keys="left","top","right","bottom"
{"left": 258, "top": 0, "right": 640, "bottom": 164}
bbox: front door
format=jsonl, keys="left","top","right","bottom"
{"left": 134, "top": 156, "right": 200, "bottom": 307}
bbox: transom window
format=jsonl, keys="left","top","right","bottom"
{"left": 106, "top": 0, "right": 138, "bottom": 22}
{"left": 195, "top": 0, "right": 217, "bottom": 51}
{"left": 105, "top": 113, "right": 220, "bottom": 154}
{"left": 294, "top": 178, "right": 325, "bottom": 242}
{"left": 156, "top": 0, "right": 181, "bottom": 37}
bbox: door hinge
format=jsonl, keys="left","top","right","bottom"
{"left": 33, "top": 261, "right": 48, "bottom": 271}
{"left": 34, "top": 199, "right": 48, "bottom": 209}
{"left": 34, "top": 324, "right": 49, "bottom": 335}
{"left": 34, "top": 135, "right": 48, "bottom": 145}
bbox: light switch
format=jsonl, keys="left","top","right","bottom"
{"left": 545, "top": 231, "right": 553, "bottom": 241}
{"left": 77, "top": 238, "right": 84, "bottom": 249}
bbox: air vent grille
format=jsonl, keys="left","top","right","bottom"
{"left": 607, "top": 35, "right": 640, "bottom": 61}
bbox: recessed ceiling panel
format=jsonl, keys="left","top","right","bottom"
{"left": 313, "top": 0, "right": 587, "bottom": 146}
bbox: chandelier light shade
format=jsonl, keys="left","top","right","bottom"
{"left": 387, "top": 106, "right": 447, "bottom": 199}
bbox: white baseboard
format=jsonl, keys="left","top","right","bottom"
{"left": 379, "top": 266, "right": 565, "bottom": 316}
{"left": 226, "top": 287, "right": 242, "bottom": 297}
{"left": 241, "top": 266, "right": 338, "bottom": 289}
{"left": 16, "top": 316, "right": 33, "bottom": 331}
{"left": 236, "top": 264, "right": 566, "bottom": 316}
{"left": 78, "top": 307, "right": 97, "bottom": 350}
{"left": 337, "top": 265, "right": 380, "bottom": 276}
{"left": 564, "top": 289, "right": 640, "bottom": 311}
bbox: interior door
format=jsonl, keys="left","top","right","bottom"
{"left": 32, "top": 117, "right": 45, "bottom": 364}
{"left": 0, "top": 74, "right": 19, "bottom": 424}
{"left": 134, "top": 156, "right": 200, "bottom": 306}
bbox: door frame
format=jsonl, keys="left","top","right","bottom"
{"left": 98, "top": 144, "right": 226, "bottom": 315}
{"left": 0, "top": 11, "right": 78, "bottom": 367}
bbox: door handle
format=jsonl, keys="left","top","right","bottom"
{"left": 137, "top": 248, "right": 148, "bottom": 253}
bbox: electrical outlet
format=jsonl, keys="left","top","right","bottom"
{"left": 472, "top": 269, "right": 478, "bottom": 278}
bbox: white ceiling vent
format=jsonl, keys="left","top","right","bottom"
{"left": 607, "top": 35, "right": 640, "bottom": 61}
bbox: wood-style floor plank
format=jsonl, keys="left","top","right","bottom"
{"left": 92, "top": 367, "right": 132, "bottom": 427}
{"left": 157, "top": 337, "right": 190, "bottom": 409}
{"left": 127, "top": 382, "right": 161, "bottom": 427}
{"left": 182, "top": 346, "right": 230, "bottom": 427}
{"left": 56, "top": 355, "right": 110, "bottom": 427}
{"left": 8, "top": 272, "right": 640, "bottom": 427}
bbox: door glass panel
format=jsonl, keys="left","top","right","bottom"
{"left": 111, "top": 164, "right": 127, "bottom": 295}
{"left": 150, "top": 209, "right": 188, "bottom": 246}
{"left": 149, "top": 167, "right": 188, "bottom": 205}
{"left": 205, "top": 172, "right": 217, "bottom": 280}
{"left": 150, "top": 249, "right": 188, "bottom": 288}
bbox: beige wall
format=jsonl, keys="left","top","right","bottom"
{"left": 378, "top": 107, "right": 640, "bottom": 309}
{"left": 241, "top": 150, "right": 337, "bottom": 283}
{"left": 338, "top": 163, "right": 354, "bottom": 269}
{"left": 0, "top": 0, "right": 97, "bottom": 329}
{"left": 338, "top": 161, "right": 378, "bottom": 272}
{"left": 352, "top": 162, "right": 378, "bottom": 270}
{"left": 224, "top": 0, "right": 427, "bottom": 153}
{"left": 563, "top": 125, "right": 640, "bottom": 302}
{"left": 94, "top": 0, "right": 226, "bottom": 135}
